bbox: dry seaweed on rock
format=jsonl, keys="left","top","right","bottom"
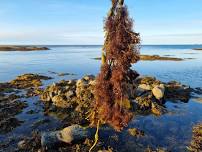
{"left": 0, "top": 93, "right": 27, "bottom": 134}
{"left": 90, "top": 0, "right": 140, "bottom": 131}
{"left": 188, "top": 123, "right": 202, "bottom": 152}
{"left": 17, "top": 131, "right": 42, "bottom": 152}
{"left": 10, "top": 73, "right": 52, "bottom": 89}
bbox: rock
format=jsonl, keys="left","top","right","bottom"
{"left": 165, "top": 81, "right": 191, "bottom": 102}
{"left": 98, "top": 150, "right": 113, "bottom": 152}
{"left": 193, "top": 98, "right": 202, "bottom": 104}
{"left": 135, "top": 93, "right": 153, "bottom": 111}
{"left": 128, "top": 128, "right": 144, "bottom": 137}
{"left": 41, "top": 125, "right": 95, "bottom": 150}
{"left": 10, "top": 73, "right": 51, "bottom": 89}
{"left": 66, "top": 90, "right": 75, "bottom": 98}
{"left": 18, "top": 140, "right": 26, "bottom": 149}
{"left": 188, "top": 123, "right": 202, "bottom": 151}
{"left": 135, "top": 76, "right": 157, "bottom": 85}
{"left": 52, "top": 95, "right": 70, "bottom": 108}
{"left": 83, "top": 75, "right": 95, "bottom": 81}
{"left": 76, "top": 79, "right": 88, "bottom": 88}
{"left": 151, "top": 102, "right": 167, "bottom": 116}
{"left": 138, "top": 84, "right": 152, "bottom": 91}
{"left": 152, "top": 84, "right": 165, "bottom": 100}
{"left": 135, "top": 87, "right": 147, "bottom": 97}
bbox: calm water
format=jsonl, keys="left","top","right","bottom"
{"left": 0, "top": 45, "right": 202, "bottom": 151}
{"left": 0, "top": 45, "right": 202, "bottom": 88}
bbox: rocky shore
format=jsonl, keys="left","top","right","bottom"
{"left": 0, "top": 74, "right": 51, "bottom": 134}
{"left": 0, "top": 46, "right": 49, "bottom": 51}
{"left": 0, "top": 73, "right": 201, "bottom": 152}
{"left": 40, "top": 74, "right": 191, "bottom": 117}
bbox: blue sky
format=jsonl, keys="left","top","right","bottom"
{"left": 0, "top": 0, "right": 202, "bottom": 45}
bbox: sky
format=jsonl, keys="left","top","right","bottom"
{"left": 0, "top": 0, "right": 202, "bottom": 45}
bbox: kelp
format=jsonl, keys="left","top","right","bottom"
{"left": 90, "top": 0, "right": 140, "bottom": 131}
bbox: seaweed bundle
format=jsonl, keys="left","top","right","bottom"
{"left": 90, "top": 0, "right": 140, "bottom": 131}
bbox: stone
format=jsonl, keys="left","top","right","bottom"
{"left": 151, "top": 102, "right": 167, "bottom": 116}
{"left": 138, "top": 84, "right": 152, "bottom": 91}
{"left": 76, "top": 79, "right": 87, "bottom": 88}
{"left": 66, "top": 90, "right": 75, "bottom": 98}
{"left": 193, "top": 98, "right": 202, "bottom": 104}
{"left": 188, "top": 123, "right": 202, "bottom": 151}
{"left": 128, "top": 128, "right": 144, "bottom": 137}
{"left": 41, "top": 125, "right": 95, "bottom": 150}
{"left": 83, "top": 75, "right": 95, "bottom": 81}
{"left": 135, "top": 93, "right": 153, "bottom": 111}
{"left": 18, "top": 140, "right": 26, "bottom": 149}
{"left": 152, "top": 84, "right": 165, "bottom": 100}
{"left": 52, "top": 95, "right": 70, "bottom": 108}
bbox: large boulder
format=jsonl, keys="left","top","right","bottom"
{"left": 41, "top": 125, "right": 95, "bottom": 150}
{"left": 152, "top": 84, "right": 165, "bottom": 100}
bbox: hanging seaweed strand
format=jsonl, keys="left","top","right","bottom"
{"left": 90, "top": 0, "right": 140, "bottom": 131}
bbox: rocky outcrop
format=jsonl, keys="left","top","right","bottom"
{"left": 41, "top": 75, "right": 95, "bottom": 112}
{"left": 40, "top": 75, "right": 191, "bottom": 116}
{"left": 10, "top": 73, "right": 51, "bottom": 89}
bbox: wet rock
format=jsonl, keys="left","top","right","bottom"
{"left": 188, "top": 123, "right": 202, "bottom": 151}
{"left": 151, "top": 102, "right": 167, "bottom": 116}
{"left": 152, "top": 84, "right": 165, "bottom": 100}
{"left": 41, "top": 125, "right": 95, "bottom": 150}
{"left": 135, "top": 76, "right": 159, "bottom": 86}
{"left": 31, "top": 119, "right": 51, "bottom": 129}
{"left": 52, "top": 95, "right": 71, "bottom": 108}
{"left": 40, "top": 74, "right": 192, "bottom": 118}
{"left": 75, "top": 75, "right": 95, "bottom": 115}
{"left": 98, "top": 149, "right": 113, "bottom": 152}
{"left": 128, "top": 128, "right": 144, "bottom": 137}
{"left": 0, "top": 117, "right": 23, "bottom": 134}
{"left": 26, "top": 87, "right": 44, "bottom": 97}
{"left": 138, "top": 84, "right": 152, "bottom": 91}
{"left": 18, "top": 140, "right": 27, "bottom": 149}
{"left": 193, "top": 98, "right": 202, "bottom": 104}
{"left": 10, "top": 73, "right": 51, "bottom": 89}
{"left": 135, "top": 93, "right": 153, "bottom": 111}
{"left": 0, "top": 94, "right": 27, "bottom": 134}
{"left": 16, "top": 132, "right": 41, "bottom": 151}
{"left": 83, "top": 75, "right": 95, "bottom": 81}
{"left": 165, "top": 81, "right": 191, "bottom": 102}
{"left": 66, "top": 90, "right": 75, "bottom": 98}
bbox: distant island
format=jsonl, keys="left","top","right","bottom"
{"left": 193, "top": 48, "right": 202, "bottom": 51}
{"left": 0, "top": 45, "right": 49, "bottom": 51}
